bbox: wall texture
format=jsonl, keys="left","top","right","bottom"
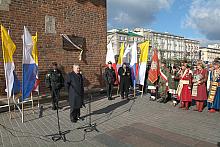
{"left": 0, "top": 0, "right": 107, "bottom": 97}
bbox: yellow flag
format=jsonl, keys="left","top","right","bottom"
{"left": 117, "top": 42, "right": 125, "bottom": 65}
{"left": 1, "top": 25, "right": 16, "bottom": 63}
{"left": 32, "top": 32, "right": 38, "bottom": 65}
{"left": 139, "top": 41, "right": 149, "bottom": 63}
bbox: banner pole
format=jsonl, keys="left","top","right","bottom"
{"left": 8, "top": 97, "right": 11, "bottom": 119}
{"left": 141, "top": 85, "right": 144, "bottom": 98}
{"left": 117, "top": 85, "right": 120, "bottom": 96}
{"left": 38, "top": 91, "right": 40, "bottom": 108}
{"left": 22, "top": 101, "right": 24, "bottom": 123}
{"left": 133, "top": 85, "right": 136, "bottom": 97}
{"left": 31, "top": 92, "right": 34, "bottom": 114}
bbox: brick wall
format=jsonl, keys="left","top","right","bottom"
{"left": 0, "top": 0, "right": 107, "bottom": 97}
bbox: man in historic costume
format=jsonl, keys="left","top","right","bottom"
{"left": 169, "top": 65, "right": 179, "bottom": 106}
{"left": 45, "top": 62, "right": 64, "bottom": 110}
{"left": 176, "top": 61, "right": 192, "bottom": 110}
{"left": 192, "top": 60, "right": 208, "bottom": 112}
{"left": 207, "top": 59, "right": 220, "bottom": 113}
{"left": 207, "top": 64, "right": 213, "bottom": 93}
{"left": 104, "top": 61, "right": 116, "bottom": 100}
{"left": 118, "top": 63, "right": 131, "bottom": 99}
{"left": 158, "top": 60, "right": 171, "bottom": 103}
{"left": 66, "top": 65, "right": 85, "bottom": 123}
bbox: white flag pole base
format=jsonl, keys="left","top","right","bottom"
{"left": 22, "top": 102, "right": 24, "bottom": 123}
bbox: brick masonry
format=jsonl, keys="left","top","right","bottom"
{"left": 0, "top": 0, "right": 107, "bottom": 97}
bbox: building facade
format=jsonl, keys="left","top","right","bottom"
{"left": 107, "top": 29, "right": 144, "bottom": 55}
{"left": 107, "top": 28, "right": 200, "bottom": 64}
{"left": 133, "top": 28, "right": 200, "bottom": 62}
{"left": 199, "top": 44, "right": 220, "bottom": 63}
{"left": 0, "top": 0, "right": 107, "bottom": 96}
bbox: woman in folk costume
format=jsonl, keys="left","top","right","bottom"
{"left": 207, "top": 59, "right": 220, "bottom": 113}
{"left": 176, "top": 62, "right": 192, "bottom": 110}
{"left": 191, "top": 60, "right": 208, "bottom": 112}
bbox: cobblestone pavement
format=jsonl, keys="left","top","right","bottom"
{"left": 0, "top": 94, "right": 220, "bottom": 147}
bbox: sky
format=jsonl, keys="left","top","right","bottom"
{"left": 107, "top": 0, "right": 220, "bottom": 46}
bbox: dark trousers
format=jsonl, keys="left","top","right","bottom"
{"left": 106, "top": 83, "right": 113, "bottom": 98}
{"left": 70, "top": 107, "right": 80, "bottom": 121}
{"left": 51, "top": 88, "right": 60, "bottom": 109}
{"left": 120, "top": 83, "right": 129, "bottom": 98}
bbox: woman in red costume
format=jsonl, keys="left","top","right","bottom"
{"left": 192, "top": 60, "right": 207, "bottom": 112}
{"left": 177, "top": 62, "right": 192, "bottom": 110}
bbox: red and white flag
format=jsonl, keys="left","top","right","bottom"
{"left": 148, "top": 49, "right": 159, "bottom": 84}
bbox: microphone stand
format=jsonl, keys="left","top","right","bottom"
{"left": 77, "top": 90, "right": 99, "bottom": 132}
{"left": 46, "top": 89, "right": 69, "bottom": 142}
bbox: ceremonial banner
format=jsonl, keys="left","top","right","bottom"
{"left": 130, "top": 42, "right": 138, "bottom": 87}
{"left": 22, "top": 26, "right": 38, "bottom": 101}
{"left": 1, "top": 25, "right": 17, "bottom": 98}
{"left": 32, "top": 32, "right": 40, "bottom": 92}
{"left": 123, "top": 44, "right": 131, "bottom": 64}
{"left": 148, "top": 49, "right": 159, "bottom": 84}
{"left": 138, "top": 41, "right": 149, "bottom": 85}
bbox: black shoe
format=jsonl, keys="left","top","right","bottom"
{"left": 158, "top": 98, "right": 164, "bottom": 103}
{"left": 52, "top": 107, "right": 57, "bottom": 110}
{"left": 108, "top": 97, "right": 112, "bottom": 100}
{"left": 71, "top": 119, "right": 77, "bottom": 123}
{"left": 77, "top": 117, "right": 84, "bottom": 121}
{"left": 163, "top": 99, "right": 168, "bottom": 103}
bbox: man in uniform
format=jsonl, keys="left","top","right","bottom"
{"left": 118, "top": 63, "right": 131, "bottom": 99}
{"left": 158, "top": 60, "right": 171, "bottom": 103}
{"left": 104, "top": 61, "right": 116, "bottom": 100}
{"left": 45, "top": 62, "right": 64, "bottom": 110}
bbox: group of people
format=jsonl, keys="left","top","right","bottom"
{"left": 46, "top": 62, "right": 84, "bottom": 123}
{"left": 104, "top": 61, "right": 132, "bottom": 100}
{"left": 45, "top": 57, "right": 220, "bottom": 124}
{"left": 104, "top": 57, "right": 220, "bottom": 113}
{"left": 149, "top": 58, "right": 220, "bottom": 113}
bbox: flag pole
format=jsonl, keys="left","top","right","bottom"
{"left": 22, "top": 101, "right": 24, "bottom": 123}
{"left": 133, "top": 85, "right": 136, "bottom": 97}
{"left": 22, "top": 26, "right": 25, "bottom": 123}
{"left": 31, "top": 92, "right": 34, "bottom": 114}
{"left": 37, "top": 91, "right": 40, "bottom": 108}
{"left": 6, "top": 30, "right": 11, "bottom": 120}
{"left": 117, "top": 85, "right": 120, "bottom": 96}
{"left": 8, "top": 97, "right": 11, "bottom": 119}
{"left": 141, "top": 85, "right": 144, "bottom": 98}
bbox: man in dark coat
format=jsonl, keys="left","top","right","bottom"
{"left": 104, "top": 61, "right": 116, "bottom": 100}
{"left": 45, "top": 62, "right": 64, "bottom": 110}
{"left": 66, "top": 64, "right": 85, "bottom": 123}
{"left": 118, "top": 63, "right": 131, "bottom": 99}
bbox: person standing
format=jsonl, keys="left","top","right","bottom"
{"left": 176, "top": 61, "right": 192, "bottom": 110}
{"left": 169, "top": 65, "right": 179, "bottom": 106}
{"left": 118, "top": 63, "right": 131, "bottom": 99}
{"left": 66, "top": 65, "right": 85, "bottom": 123}
{"left": 104, "top": 61, "right": 116, "bottom": 100}
{"left": 158, "top": 60, "right": 170, "bottom": 103}
{"left": 192, "top": 60, "right": 208, "bottom": 112}
{"left": 45, "top": 62, "right": 64, "bottom": 110}
{"left": 207, "top": 59, "right": 220, "bottom": 113}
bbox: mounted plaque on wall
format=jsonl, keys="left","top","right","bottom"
{"left": 62, "top": 35, "right": 86, "bottom": 51}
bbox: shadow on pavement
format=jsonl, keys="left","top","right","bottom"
{"left": 82, "top": 99, "right": 130, "bottom": 119}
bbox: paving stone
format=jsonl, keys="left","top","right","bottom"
{"left": 0, "top": 94, "right": 220, "bottom": 146}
